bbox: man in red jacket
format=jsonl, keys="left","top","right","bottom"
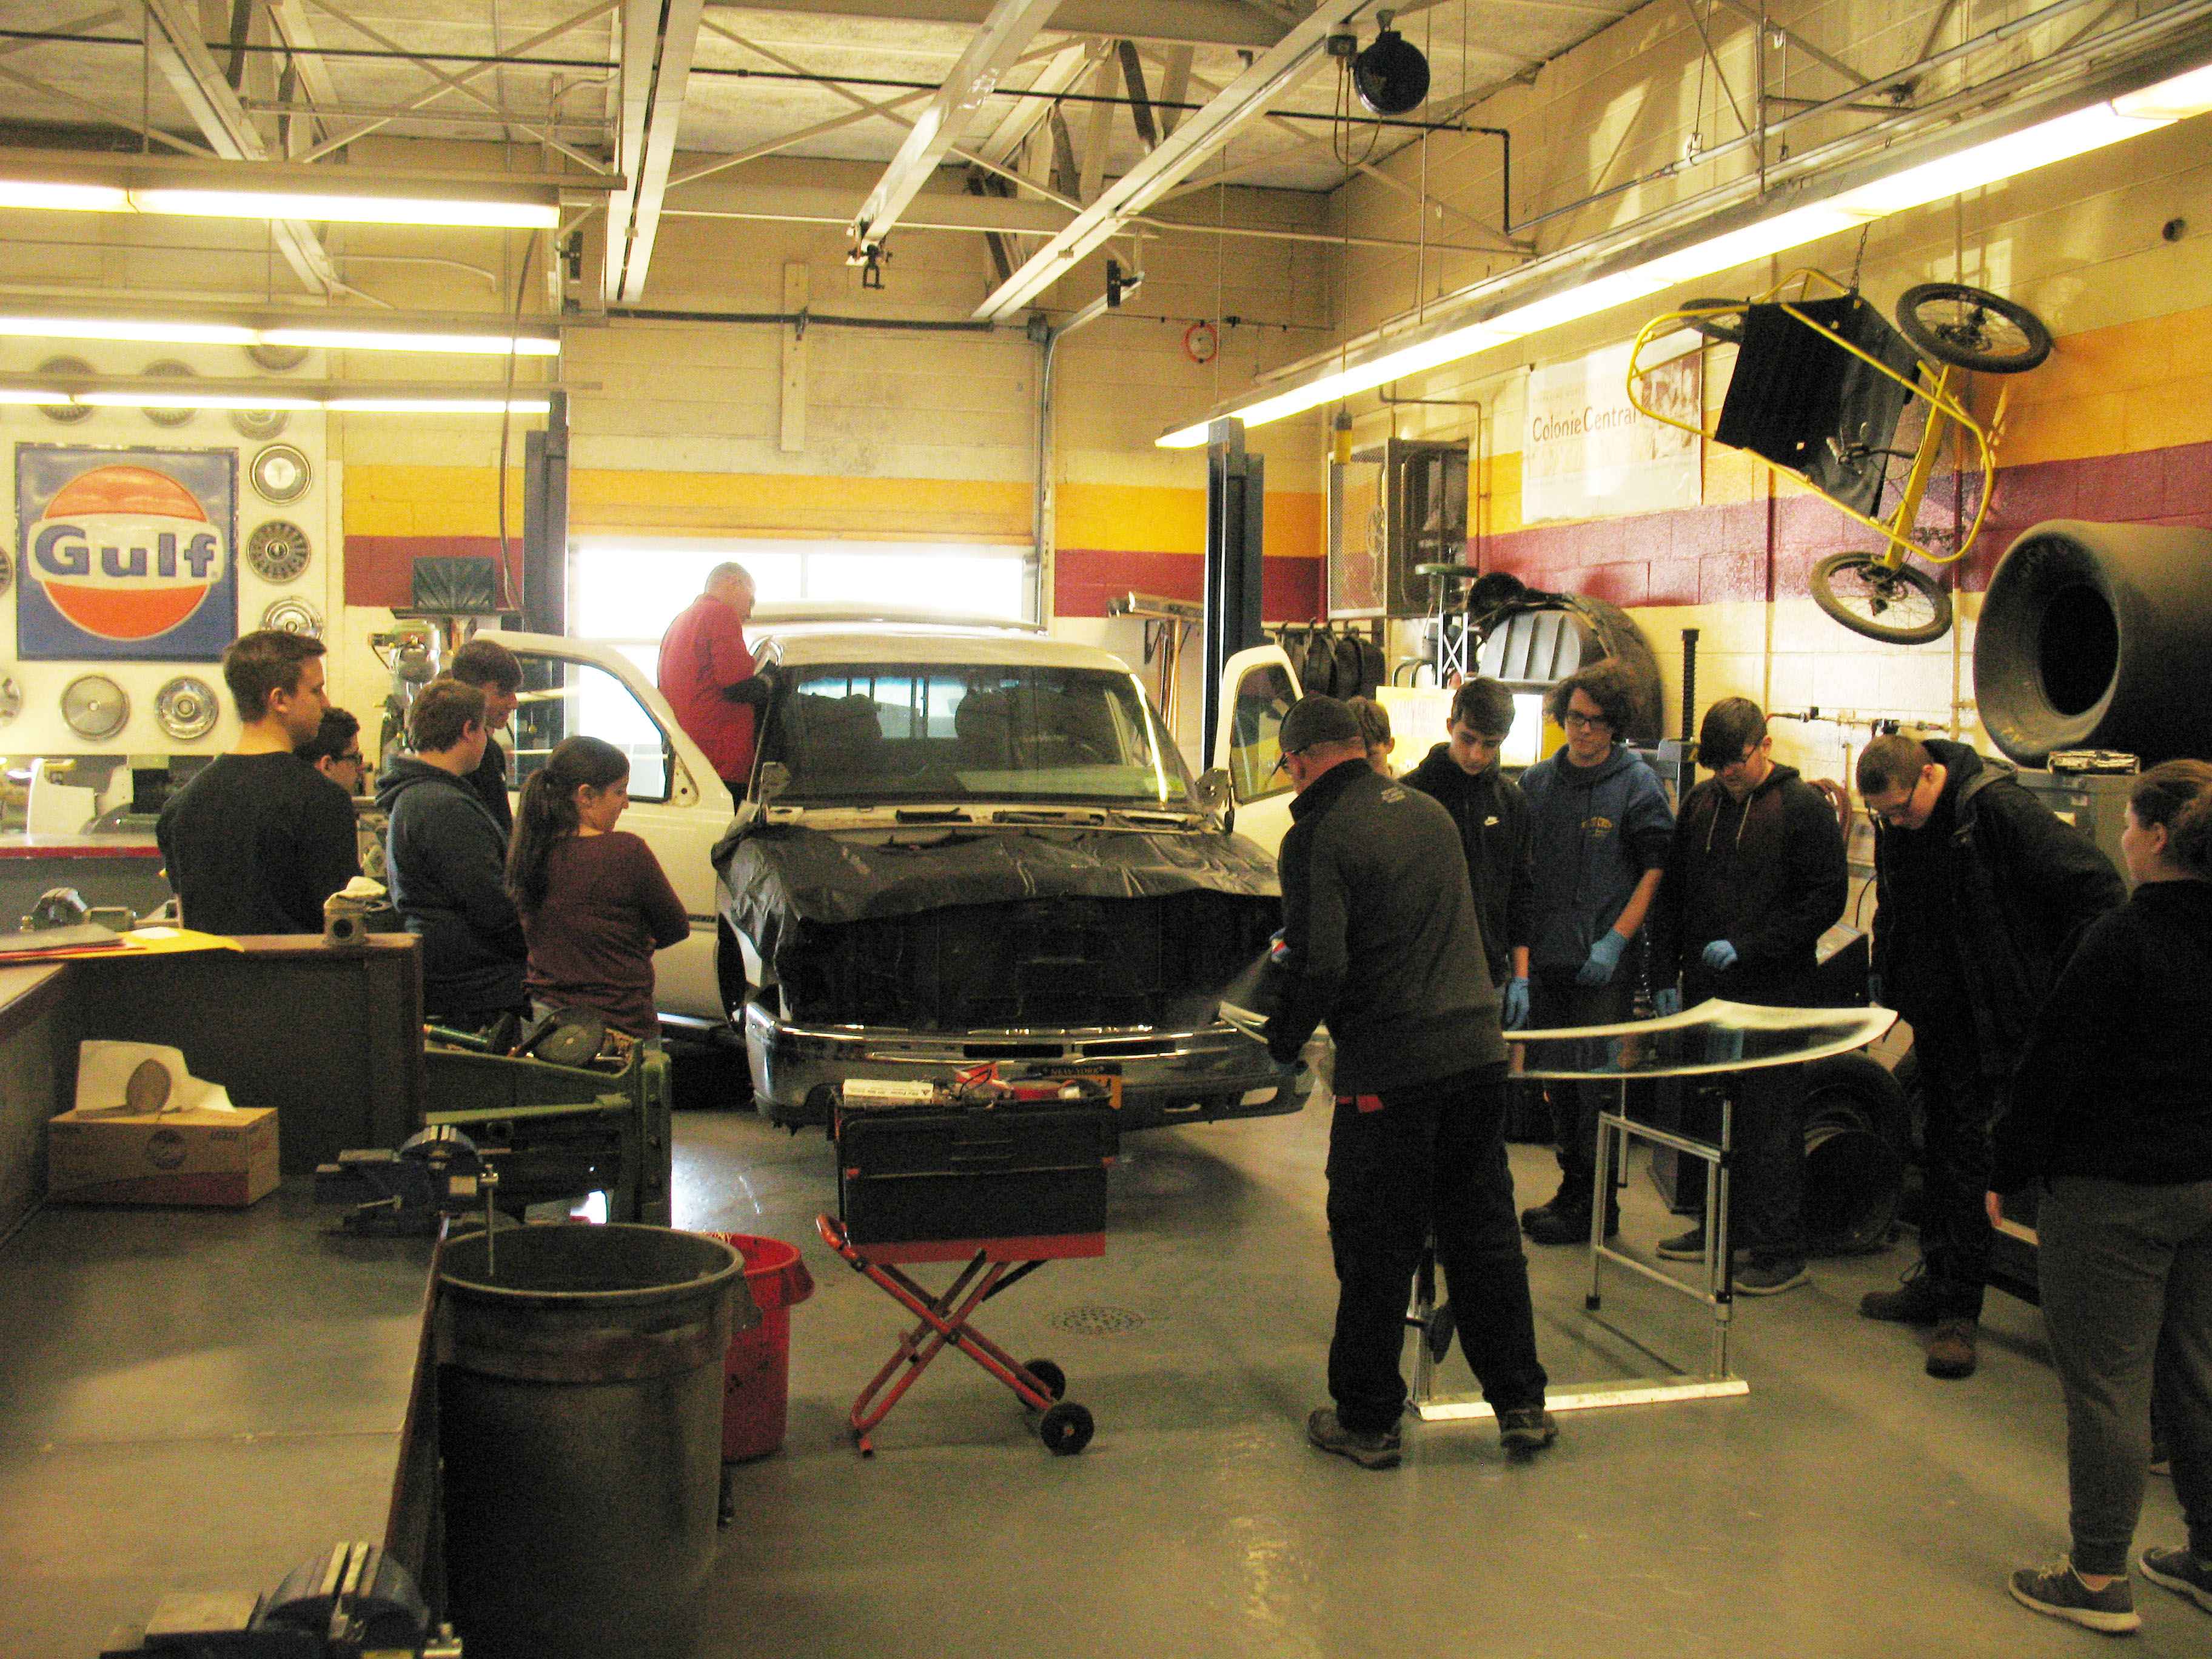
{"left": 657, "top": 563, "right": 774, "bottom": 805}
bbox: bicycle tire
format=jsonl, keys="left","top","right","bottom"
{"left": 1894, "top": 283, "right": 2052, "bottom": 374}
{"left": 1676, "top": 297, "right": 1746, "bottom": 345}
{"left": 1811, "top": 551, "right": 1954, "bottom": 645}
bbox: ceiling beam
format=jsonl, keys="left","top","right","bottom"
{"left": 668, "top": 178, "right": 1076, "bottom": 234}
{"left": 851, "top": 0, "right": 1062, "bottom": 250}
{"left": 139, "top": 0, "right": 338, "bottom": 295}
{"left": 606, "top": 0, "right": 708, "bottom": 301}
{"left": 971, "top": 0, "right": 1368, "bottom": 321}
{"left": 703, "top": 0, "right": 1293, "bottom": 50}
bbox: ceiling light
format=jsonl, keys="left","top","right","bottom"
{"left": 1160, "top": 55, "right": 2212, "bottom": 446}
{"left": 0, "top": 310, "right": 560, "bottom": 357}
{"left": 0, "top": 313, "right": 257, "bottom": 346}
{"left": 324, "top": 397, "right": 551, "bottom": 414}
{"left": 76, "top": 390, "right": 320, "bottom": 411}
{"left": 0, "top": 181, "right": 129, "bottom": 212}
{"left": 128, "top": 187, "right": 559, "bottom": 229}
{"left": 261, "top": 326, "right": 560, "bottom": 357}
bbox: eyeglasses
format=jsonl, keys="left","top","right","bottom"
{"left": 337, "top": 751, "right": 365, "bottom": 769}
{"left": 1563, "top": 709, "right": 1612, "bottom": 731}
{"left": 1270, "top": 745, "right": 1309, "bottom": 777}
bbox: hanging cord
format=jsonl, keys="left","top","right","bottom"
{"left": 494, "top": 232, "right": 540, "bottom": 613}
{"left": 1331, "top": 57, "right": 1384, "bottom": 171}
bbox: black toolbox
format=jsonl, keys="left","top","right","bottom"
{"left": 836, "top": 1101, "right": 1114, "bottom": 1245}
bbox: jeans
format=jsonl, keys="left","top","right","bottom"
{"left": 1906, "top": 1019, "right": 2002, "bottom": 1316}
{"left": 1528, "top": 973, "right": 1637, "bottom": 1198}
{"left": 2037, "top": 1175, "right": 2212, "bottom": 1575}
{"left": 1325, "top": 1064, "right": 1549, "bottom": 1434}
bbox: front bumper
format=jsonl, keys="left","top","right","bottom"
{"left": 742, "top": 1002, "right": 1298, "bottom": 1131}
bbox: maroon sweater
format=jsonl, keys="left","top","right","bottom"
{"left": 521, "top": 831, "right": 689, "bottom": 1036}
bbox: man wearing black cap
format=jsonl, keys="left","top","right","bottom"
{"left": 1262, "top": 694, "right": 1555, "bottom": 1469}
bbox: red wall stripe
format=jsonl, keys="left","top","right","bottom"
{"left": 344, "top": 534, "right": 524, "bottom": 610}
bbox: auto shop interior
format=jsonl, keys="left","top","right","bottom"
{"left": 2, "top": 0, "right": 2212, "bottom": 1655}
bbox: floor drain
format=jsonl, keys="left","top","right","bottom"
{"left": 1050, "top": 1304, "right": 1144, "bottom": 1336}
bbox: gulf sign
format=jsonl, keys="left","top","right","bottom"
{"left": 16, "top": 445, "right": 238, "bottom": 662}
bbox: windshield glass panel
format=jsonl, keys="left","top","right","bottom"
{"left": 765, "top": 665, "right": 1191, "bottom": 804}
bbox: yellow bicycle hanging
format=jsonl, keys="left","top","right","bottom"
{"left": 1627, "top": 269, "right": 2051, "bottom": 645}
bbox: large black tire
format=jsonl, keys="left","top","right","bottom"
{"left": 1811, "top": 551, "right": 1953, "bottom": 646}
{"left": 1895, "top": 283, "right": 2053, "bottom": 374}
{"left": 1974, "top": 520, "right": 2212, "bottom": 766}
{"left": 1800, "top": 1052, "right": 1911, "bottom": 1257}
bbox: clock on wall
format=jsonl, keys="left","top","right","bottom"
{"left": 62, "top": 674, "right": 130, "bottom": 741}
{"left": 155, "top": 677, "right": 221, "bottom": 742}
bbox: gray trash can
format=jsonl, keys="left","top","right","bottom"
{"left": 435, "top": 1224, "right": 757, "bottom": 1659}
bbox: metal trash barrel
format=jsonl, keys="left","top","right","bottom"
{"left": 435, "top": 1224, "right": 757, "bottom": 1659}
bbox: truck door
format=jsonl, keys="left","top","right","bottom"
{"left": 1213, "top": 644, "right": 1301, "bottom": 859}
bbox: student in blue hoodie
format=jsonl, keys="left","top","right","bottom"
{"left": 1515, "top": 659, "right": 1675, "bottom": 1244}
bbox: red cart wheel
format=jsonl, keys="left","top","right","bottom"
{"left": 1039, "top": 1401, "right": 1093, "bottom": 1455}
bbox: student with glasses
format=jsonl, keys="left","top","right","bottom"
{"left": 1854, "top": 732, "right": 2124, "bottom": 1379}
{"left": 298, "top": 706, "right": 367, "bottom": 796}
{"left": 1516, "top": 660, "right": 1675, "bottom": 1246}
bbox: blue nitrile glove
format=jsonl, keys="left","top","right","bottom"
{"left": 1502, "top": 977, "right": 1530, "bottom": 1030}
{"left": 1653, "top": 985, "right": 1682, "bottom": 1017}
{"left": 1701, "top": 939, "right": 1740, "bottom": 973}
{"left": 1576, "top": 930, "right": 1627, "bottom": 987}
{"left": 1867, "top": 973, "right": 1884, "bottom": 1007}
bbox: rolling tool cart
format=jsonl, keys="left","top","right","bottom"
{"left": 816, "top": 1065, "right": 1116, "bottom": 1456}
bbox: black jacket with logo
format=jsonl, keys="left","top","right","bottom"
{"left": 1262, "top": 758, "right": 1503, "bottom": 1093}
{"left": 1402, "top": 744, "right": 1533, "bottom": 988}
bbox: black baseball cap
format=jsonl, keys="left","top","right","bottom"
{"left": 1277, "top": 695, "right": 1365, "bottom": 753}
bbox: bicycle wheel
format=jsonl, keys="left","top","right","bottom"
{"left": 1677, "top": 297, "right": 1746, "bottom": 345}
{"left": 1894, "top": 283, "right": 2052, "bottom": 374}
{"left": 1811, "top": 552, "right": 1954, "bottom": 645}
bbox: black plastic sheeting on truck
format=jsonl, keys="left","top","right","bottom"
{"left": 715, "top": 820, "right": 1279, "bottom": 936}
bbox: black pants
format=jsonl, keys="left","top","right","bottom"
{"left": 1906, "top": 1016, "right": 2001, "bottom": 1318}
{"left": 1528, "top": 973, "right": 1637, "bottom": 1195}
{"left": 1681, "top": 971, "right": 1809, "bottom": 1262}
{"left": 1325, "top": 1064, "right": 1549, "bottom": 1435}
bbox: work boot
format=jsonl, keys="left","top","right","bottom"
{"left": 1497, "top": 1407, "right": 1559, "bottom": 1455}
{"left": 1306, "top": 1407, "right": 1401, "bottom": 1469}
{"left": 1858, "top": 1263, "right": 1950, "bottom": 1324}
{"left": 1926, "top": 1316, "right": 1979, "bottom": 1379}
{"left": 1518, "top": 1176, "right": 1581, "bottom": 1234}
{"left": 1525, "top": 1199, "right": 1619, "bottom": 1246}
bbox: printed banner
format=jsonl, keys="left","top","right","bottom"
{"left": 16, "top": 444, "right": 238, "bottom": 662}
{"left": 1521, "top": 342, "right": 1701, "bottom": 523}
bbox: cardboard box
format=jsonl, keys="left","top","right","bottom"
{"left": 47, "top": 1105, "right": 280, "bottom": 1207}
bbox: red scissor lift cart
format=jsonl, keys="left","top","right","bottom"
{"left": 816, "top": 1065, "right": 1117, "bottom": 1456}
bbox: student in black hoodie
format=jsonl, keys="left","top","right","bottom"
{"left": 1858, "top": 733, "right": 2125, "bottom": 1379}
{"left": 1992, "top": 759, "right": 2212, "bottom": 1634}
{"left": 377, "top": 678, "right": 528, "bottom": 1027}
{"left": 1646, "top": 699, "right": 1846, "bottom": 1295}
{"left": 1401, "top": 678, "right": 1535, "bottom": 1028}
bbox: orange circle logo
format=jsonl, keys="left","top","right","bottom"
{"left": 28, "top": 464, "right": 229, "bottom": 640}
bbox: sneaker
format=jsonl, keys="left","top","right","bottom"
{"left": 1524, "top": 1204, "right": 1620, "bottom": 1246}
{"left": 1497, "top": 1407, "right": 1559, "bottom": 1454}
{"left": 1859, "top": 1264, "right": 1951, "bottom": 1324}
{"left": 1655, "top": 1223, "right": 1706, "bottom": 1260}
{"left": 2140, "top": 1544, "right": 2212, "bottom": 1612}
{"left": 1734, "top": 1258, "right": 1811, "bottom": 1296}
{"left": 1926, "top": 1317, "right": 1978, "bottom": 1379}
{"left": 1306, "top": 1407, "right": 1401, "bottom": 1469}
{"left": 2008, "top": 1557, "right": 2140, "bottom": 1633}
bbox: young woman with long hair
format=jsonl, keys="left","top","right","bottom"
{"left": 506, "top": 736, "right": 688, "bottom": 1039}
{"left": 1994, "top": 758, "right": 2212, "bottom": 1632}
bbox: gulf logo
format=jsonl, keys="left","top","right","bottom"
{"left": 26, "top": 464, "right": 228, "bottom": 640}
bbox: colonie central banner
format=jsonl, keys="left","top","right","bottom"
{"left": 1521, "top": 341, "right": 1701, "bottom": 525}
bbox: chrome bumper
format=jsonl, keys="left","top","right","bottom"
{"left": 742, "top": 1003, "right": 1296, "bottom": 1130}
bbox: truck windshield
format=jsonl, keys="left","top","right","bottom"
{"left": 765, "top": 665, "right": 1192, "bottom": 805}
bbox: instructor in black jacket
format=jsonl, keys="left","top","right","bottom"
{"left": 1263, "top": 695, "right": 1554, "bottom": 1469}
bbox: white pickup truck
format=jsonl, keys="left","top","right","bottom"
{"left": 489, "top": 614, "right": 1314, "bottom": 1128}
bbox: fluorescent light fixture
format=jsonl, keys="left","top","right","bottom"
{"left": 0, "top": 312, "right": 560, "bottom": 357}
{"left": 129, "top": 187, "right": 560, "bottom": 229}
{"left": 1161, "top": 56, "right": 2212, "bottom": 445}
{"left": 78, "top": 390, "right": 321, "bottom": 411}
{"left": 0, "top": 386, "right": 61, "bottom": 404}
{"left": 261, "top": 326, "right": 560, "bottom": 357}
{"left": 324, "top": 397, "right": 552, "bottom": 413}
{"left": 0, "top": 181, "right": 129, "bottom": 212}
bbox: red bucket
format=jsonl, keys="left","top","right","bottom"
{"left": 709, "top": 1233, "right": 815, "bottom": 1462}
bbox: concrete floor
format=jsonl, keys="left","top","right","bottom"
{"left": 674, "top": 1094, "right": 2208, "bottom": 1659}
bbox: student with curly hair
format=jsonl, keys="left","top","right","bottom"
{"left": 506, "top": 737, "right": 688, "bottom": 1039}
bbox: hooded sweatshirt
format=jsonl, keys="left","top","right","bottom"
{"left": 1993, "top": 879, "right": 2212, "bottom": 1190}
{"left": 1517, "top": 742, "right": 1675, "bottom": 979}
{"left": 1647, "top": 762, "right": 1847, "bottom": 1007}
{"left": 377, "top": 756, "right": 527, "bottom": 1016}
{"left": 1401, "top": 743, "right": 1533, "bottom": 988}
